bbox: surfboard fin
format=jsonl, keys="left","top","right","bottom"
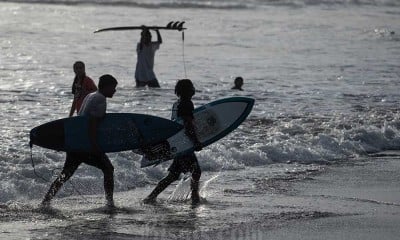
{"left": 166, "top": 21, "right": 174, "bottom": 28}
{"left": 172, "top": 21, "right": 180, "bottom": 29}
{"left": 177, "top": 21, "right": 185, "bottom": 30}
{"left": 166, "top": 21, "right": 185, "bottom": 30}
{"left": 140, "top": 141, "right": 172, "bottom": 161}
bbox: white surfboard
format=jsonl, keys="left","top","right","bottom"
{"left": 140, "top": 97, "right": 254, "bottom": 167}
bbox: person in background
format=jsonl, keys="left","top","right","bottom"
{"left": 135, "top": 27, "right": 162, "bottom": 88}
{"left": 143, "top": 79, "right": 203, "bottom": 205}
{"left": 69, "top": 61, "right": 97, "bottom": 117}
{"left": 231, "top": 76, "right": 244, "bottom": 91}
{"left": 41, "top": 75, "right": 118, "bottom": 208}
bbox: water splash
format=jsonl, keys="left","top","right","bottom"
{"left": 199, "top": 173, "right": 220, "bottom": 198}
{"left": 167, "top": 173, "right": 191, "bottom": 202}
{"left": 167, "top": 172, "right": 221, "bottom": 202}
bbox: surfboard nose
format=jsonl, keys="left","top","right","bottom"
{"left": 238, "top": 96, "right": 255, "bottom": 107}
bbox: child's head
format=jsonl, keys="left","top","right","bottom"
{"left": 73, "top": 61, "right": 85, "bottom": 77}
{"left": 234, "top": 76, "right": 244, "bottom": 88}
{"left": 98, "top": 74, "right": 118, "bottom": 98}
{"left": 175, "top": 79, "right": 195, "bottom": 98}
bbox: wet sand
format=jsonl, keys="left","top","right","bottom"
{"left": 262, "top": 151, "right": 400, "bottom": 240}
{"left": 1, "top": 152, "right": 400, "bottom": 239}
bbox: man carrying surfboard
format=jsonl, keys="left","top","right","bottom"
{"left": 143, "top": 79, "right": 203, "bottom": 205}
{"left": 41, "top": 74, "right": 118, "bottom": 208}
{"left": 135, "top": 27, "right": 162, "bottom": 88}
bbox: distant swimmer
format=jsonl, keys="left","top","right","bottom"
{"left": 69, "top": 61, "right": 97, "bottom": 117}
{"left": 135, "top": 27, "right": 162, "bottom": 88}
{"left": 231, "top": 76, "right": 244, "bottom": 91}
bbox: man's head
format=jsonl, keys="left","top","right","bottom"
{"left": 98, "top": 74, "right": 118, "bottom": 98}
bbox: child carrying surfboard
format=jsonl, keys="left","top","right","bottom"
{"left": 143, "top": 79, "right": 203, "bottom": 205}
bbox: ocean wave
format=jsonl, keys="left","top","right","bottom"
{"left": 1, "top": 0, "right": 252, "bottom": 9}
{"left": 236, "top": 112, "right": 400, "bottom": 166}
{"left": 2, "top": 0, "right": 400, "bottom": 9}
{"left": 1, "top": 113, "right": 400, "bottom": 203}
{"left": 261, "top": 0, "right": 400, "bottom": 7}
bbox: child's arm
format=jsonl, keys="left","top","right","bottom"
{"left": 68, "top": 98, "right": 77, "bottom": 117}
{"left": 182, "top": 116, "right": 202, "bottom": 151}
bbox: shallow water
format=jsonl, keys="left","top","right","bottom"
{"left": 2, "top": 154, "right": 400, "bottom": 239}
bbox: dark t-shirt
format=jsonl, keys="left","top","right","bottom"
{"left": 177, "top": 98, "right": 194, "bottom": 118}
{"left": 168, "top": 97, "right": 199, "bottom": 175}
{"left": 171, "top": 98, "right": 194, "bottom": 121}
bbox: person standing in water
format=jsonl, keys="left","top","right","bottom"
{"left": 69, "top": 61, "right": 97, "bottom": 117}
{"left": 135, "top": 27, "right": 162, "bottom": 88}
{"left": 231, "top": 76, "right": 244, "bottom": 91}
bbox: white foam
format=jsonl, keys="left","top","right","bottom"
{"left": 1, "top": 1, "right": 400, "bottom": 203}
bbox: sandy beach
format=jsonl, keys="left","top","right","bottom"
{"left": 263, "top": 151, "right": 400, "bottom": 240}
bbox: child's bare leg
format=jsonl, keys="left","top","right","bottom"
{"left": 191, "top": 168, "right": 202, "bottom": 204}
{"left": 144, "top": 172, "right": 179, "bottom": 203}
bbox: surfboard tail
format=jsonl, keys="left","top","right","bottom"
{"left": 139, "top": 141, "right": 175, "bottom": 168}
{"left": 139, "top": 97, "right": 255, "bottom": 168}
{"left": 29, "top": 119, "right": 66, "bottom": 151}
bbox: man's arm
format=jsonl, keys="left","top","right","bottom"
{"left": 88, "top": 116, "right": 101, "bottom": 153}
{"left": 155, "top": 29, "right": 162, "bottom": 44}
{"left": 87, "top": 99, "right": 105, "bottom": 153}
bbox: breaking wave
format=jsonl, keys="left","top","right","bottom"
{"left": 2, "top": 0, "right": 400, "bottom": 9}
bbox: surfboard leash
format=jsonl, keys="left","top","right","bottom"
{"left": 182, "top": 30, "right": 187, "bottom": 79}
{"left": 30, "top": 144, "right": 50, "bottom": 182}
{"left": 29, "top": 145, "right": 90, "bottom": 203}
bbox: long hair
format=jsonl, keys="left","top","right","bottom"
{"left": 72, "top": 61, "right": 85, "bottom": 94}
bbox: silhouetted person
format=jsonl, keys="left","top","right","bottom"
{"left": 143, "top": 79, "right": 203, "bottom": 205}
{"left": 69, "top": 61, "right": 97, "bottom": 117}
{"left": 232, "top": 76, "right": 244, "bottom": 91}
{"left": 135, "top": 27, "right": 162, "bottom": 88}
{"left": 42, "top": 75, "right": 118, "bottom": 208}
